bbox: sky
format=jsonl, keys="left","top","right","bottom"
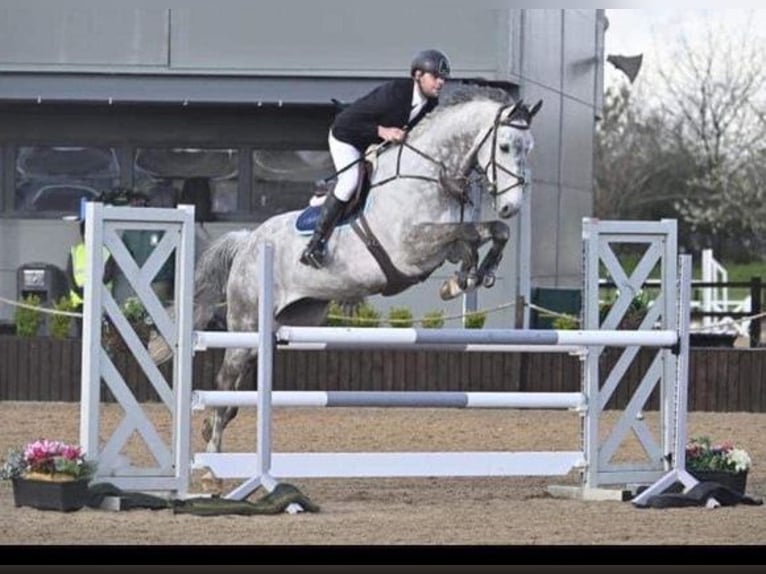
{"left": 604, "top": 9, "right": 766, "bottom": 92}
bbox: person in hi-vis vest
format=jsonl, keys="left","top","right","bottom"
{"left": 66, "top": 212, "right": 117, "bottom": 314}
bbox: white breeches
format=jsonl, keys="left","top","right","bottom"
{"left": 328, "top": 131, "right": 362, "bottom": 202}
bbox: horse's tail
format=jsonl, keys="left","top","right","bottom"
{"left": 193, "top": 229, "right": 250, "bottom": 330}
{"left": 148, "top": 229, "right": 250, "bottom": 366}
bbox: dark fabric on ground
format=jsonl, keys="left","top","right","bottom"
{"left": 85, "top": 481, "right": 319, "bottom": 515}
{"left": 172, "top": 483, "right": 320, "bottom": 515}
{"left": 636, "top": 480, "right": 763, "bottom": 509}
{"left": 86, "top": 482, "right": 170, "bottom": 510}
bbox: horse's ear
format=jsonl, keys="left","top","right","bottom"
{"left": 530, "top": 100, "right": 543, "bottom": 118}
{"left": 502, "top": 99, "right": 522, "bottom": 122}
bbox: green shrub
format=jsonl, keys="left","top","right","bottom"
{"left": 325, "top": 301, "right": 351, "bottom": 326}
{"left": 122, "top": 296, "right": 148, "bottom": 324}
{"left": 388, "top": 306, "right": 414, "bottom": 328}
{"left": 50, "top": 296, "right": 76, "bottom": 339}
{"left": 351, "top": 301, "right": 381, "bottom": 328}
{"left": 14, "top": 294, "right": 43, "bottom": 337}
{"left": 551, "top": 314, "right": 579, "bottom": 330}
{"left": 420, "top": 310, "right": 445, "bottom": 329}
{"left": 464, "top": 310, "right": 487, "bottom": 329}
{"left": 599, "top": 289, "right": 651, "bottom": 328}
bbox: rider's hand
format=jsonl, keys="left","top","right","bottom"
{"left": 378, "top": 126, "right": 406, "bottom": 143}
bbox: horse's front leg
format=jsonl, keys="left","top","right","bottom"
{"left": 454, "top": 237, "right": 480, "bottom": 290}
{"left": 474, "top": 220, "right": 510, "bottom": 288}
{"left": 432, "top": 223, "right": 483, "bottom": 300}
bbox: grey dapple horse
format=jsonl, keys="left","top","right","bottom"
{"left": 194, "top": 86, "right": 540, "bottom": 453}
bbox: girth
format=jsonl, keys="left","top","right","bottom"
{"left": 350, "top": 214, "right": 430, "bottom": 296}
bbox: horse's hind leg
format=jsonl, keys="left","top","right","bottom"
{"left": 202, "top": 347, "right": 256, "bottom": 453}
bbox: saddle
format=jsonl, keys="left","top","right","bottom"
{"left": 295, "top": 160, "right": 374, "bottom": 233}
{"left": 313, "top": 160, "right": 374, "bottom": 218}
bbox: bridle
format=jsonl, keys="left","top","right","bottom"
{"left": 473, "top": 102, "right": 529, "bottom": 198}
{"left": 370, "top": 101, "right": 531, "bottom": 209}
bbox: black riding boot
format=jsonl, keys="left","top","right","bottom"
{"left": 300, "top": 194, "right": 347, "bottom": 268}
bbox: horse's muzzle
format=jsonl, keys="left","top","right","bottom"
{"left": 499, "top": 204, "right": 520, "bottom": 219}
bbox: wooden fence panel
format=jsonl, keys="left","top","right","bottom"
{"left": 1, "top": 335, "right": 765, "bottom": 412}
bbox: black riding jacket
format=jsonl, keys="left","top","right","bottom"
{"left": 331, "top": 78, "right": 438, "bottom": 152}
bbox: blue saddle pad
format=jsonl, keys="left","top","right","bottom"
{"left": 294, "top": 202, "right": 365, "bottom": 235}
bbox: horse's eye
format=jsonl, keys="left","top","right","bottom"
{"left": 499, "top": 143, "right": 510, "bottom": 153}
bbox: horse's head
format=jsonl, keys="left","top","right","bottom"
{"left": 474, "top": 99, "right": 541, "bottom": 219}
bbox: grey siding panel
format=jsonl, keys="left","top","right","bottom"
{"left": 521, "top": 84, "right": 561, "bottom": 186}
{"left": 563, "top": 11, "right": 598, "bottom": 105}
{"left": 529, "top": 182, "right": 560, "bottom": 285}
{"left": 520, "top": 10, "right": 563, "bottom": 90}
{"left": 0, "top": 6, "right": 168, "bottom": 68}
{"left": 171, "top": 0, "right": 507, "bottom": 78}
{"left": 560, "top": 98, "right": 594, "bottom": 190}
{"left": 557, "top": 187, "right": 591, "bottom": 287}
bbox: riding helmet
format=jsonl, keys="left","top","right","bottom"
{"left": 411, "top": 49, "right": 451, "bottom": 79}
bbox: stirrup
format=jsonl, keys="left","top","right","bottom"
{"left": 300, "top": 243, "right": 327, "bottom": 269}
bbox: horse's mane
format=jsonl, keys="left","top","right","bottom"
{"left": 440, "top": 84, "right": 516, "bottom": 107}
{"left": 408, "top": 84, "right": 515, "bottom": 138}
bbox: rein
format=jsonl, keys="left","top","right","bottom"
{"left": 370, "top": 140, "right": 470, "bottom": 208}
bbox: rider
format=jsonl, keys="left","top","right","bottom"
{"left": 299, "top": 49, "right": 451, "bottom": 269}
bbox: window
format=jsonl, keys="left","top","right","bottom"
{"left": 134, "top": 148, "right": 239, "bottom": 217}
{"left": 15, "top": 146, "right": 120, "bottom": 214}
{"left": 251, "top": 149, "right": 333, "bottom": 219}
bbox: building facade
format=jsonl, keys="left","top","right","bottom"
{"left": 0, "top": 3, "right": 605, "bottom": 327}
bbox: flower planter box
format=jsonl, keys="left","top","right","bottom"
{"left": 11, "top": 475, "right": 89, "bottom": 512}
{"left": 689, "top": 469, "right": 748, "bottom": 495}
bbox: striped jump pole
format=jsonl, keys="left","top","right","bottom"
{"left": 192, "top": 390, "right": 586, "bottom": 410}
{"left": 276, "top": 326, "right": 678, "bottom": 348}
{"left": 193, "top": 330, "right": 585, "bottom": 354}
{"left": 194, "top": 326, "right": 678, "bottom": 352}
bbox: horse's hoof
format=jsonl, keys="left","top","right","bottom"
{"left": 483, "top": 274, "right": 496, "bottom": 288}
{"left": 201, "top": 419, "right": 212, "bottom": 443}
{"left": 466, "top": 273, "right": 479, "bottom": 290}
{"left": 148, "top": 331, "right": 173, "bottom": 365}
{"left": 200, "top": 469, "right": 224, "bottom": 495}
{"left": 439, "top": 278, "right": 462, "bottom": 301}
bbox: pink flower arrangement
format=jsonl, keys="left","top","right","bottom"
{"left": 1, "top": 439, "right": 94, "bottom": 481}
{"left": 686, "top": 436, "right": 752, "bottom": 473}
